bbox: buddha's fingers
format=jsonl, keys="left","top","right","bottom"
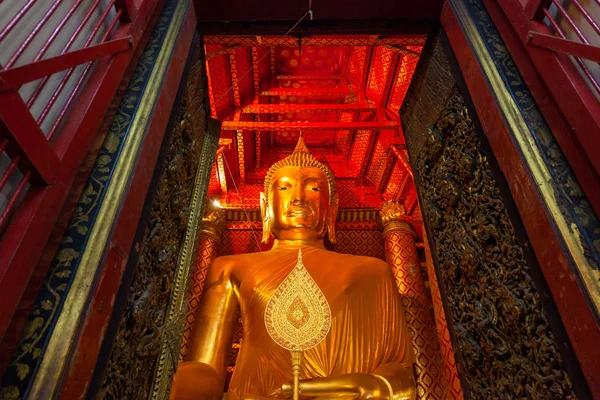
{"left": 282, "top": 378, "right": 359, "bottom": 398}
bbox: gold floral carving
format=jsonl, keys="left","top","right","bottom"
{"left": 99, "top": 50, "right": 220, "bottom": 399}
{"left": 381, "top": 201, "right": 448, "bottom": 399}
{"left": 380, "top": 201, "right": 416, "bottom": 238}
{"left": 198, "top": 208, "right": 226, "bottom": 242}
{"left": 414, "top": 87, "right": 574, "bottom": 398}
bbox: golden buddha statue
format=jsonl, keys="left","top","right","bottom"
{"left": 171, "top": 137, "right": 416, "bottom": 400}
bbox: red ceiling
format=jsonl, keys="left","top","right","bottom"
{"left": 205, "top": 35, "right": 423, "bottom": 216}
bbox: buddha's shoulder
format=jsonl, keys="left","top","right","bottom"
{"left": 332, "top": 252, "right": 390, "bottom": 274}
{"left": 334, "top": 252, "right": 385, "bottom": 265}
{"left": 209, "top": 252, "right": 265, "bottom": 271}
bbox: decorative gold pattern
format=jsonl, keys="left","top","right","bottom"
{"left": 217, "top": 153, "right": 228, "bottom": 193}
{"left": 422, "top": 228, "right": 463, "bottom": 399}
{"left": 236, "top": 129, "right": 245, "bottom": 179}
{"left": 381, "top": 203, "right": 448, "bottom": 400}
{"left": 450, "top": 0, "right": 600, "bottom": 314}
{"left": 179, "top": 208, "right": 226, "bottom": 361}
{"left": 150, "top": 122, "right": 220, "bottom": 400}
{"left": 411, "top": 86, "right": 574, "bottom": 398}
{"left": 255, "top": 114, "right": 262, "bottom": 169}
{"left": 21, "top": 2, "right": 191, "bottom": 398}
{"left": 251, "top": 46, "right": 260, "bottom": 92}
{"left": 100, "top": 55, "right": 208, "bottom": 400}
{"left": 229, "top": 49, "right": 241, "bottom": 108}
{"left": 264, "top": 248, "right": 331, "bottom": 351}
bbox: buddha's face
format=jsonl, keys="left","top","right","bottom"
{"left": 262, "top": 166, "right": 337, "bottom": 242}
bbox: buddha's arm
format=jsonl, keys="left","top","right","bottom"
{"left": 372, "top": 362, "right": 416, "bottom": 400}
{"left": 171, "top": 258, "right": 240, "bottom": 400}
{"left": 282, "top": 363, "right": 416, "bottom": 400}
{"left": 281, "top": 364, "right": 415, "bottom": 400}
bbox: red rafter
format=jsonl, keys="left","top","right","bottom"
{"left": 221, "top": 120, "right": 398, "bottom": 131}
{"left": 241, "top": 104, "right": 377, "bottom": 113}
{"left": 275, "top": 74, "right": 342, "bottom": 80}
{"left": 204, "top": 35, "right": 427, "bottom": 47}
{"left": 229, "top": 49, "right": 242, "bottom": 108}
{"left": 261, "top": 87, "right": 353, "bottom": 97}
{"left": 251, "top": 46, "right": 260, "bottom": 91}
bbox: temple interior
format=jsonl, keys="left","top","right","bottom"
{"left": 192, "top": 34, "right": 448, "bottom": 394}
{"left": 206, "top": 35, "right": 424, "bottom": 242}
{"left": 0, "top": 1, "right": 598, "bottom": 399}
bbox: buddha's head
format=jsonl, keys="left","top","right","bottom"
{"left": 261, "top": 136, "right": 339, "bottom": 244}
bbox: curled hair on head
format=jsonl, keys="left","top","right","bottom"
{"left": 263, "top": 136, "right": 336, "bottom": 206}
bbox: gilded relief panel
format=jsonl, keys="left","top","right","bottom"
{"left": 414, "top": 87, "right": 574, "bottom": 398}
{"left": 402, "top": 35, "right": 575, "bottom": 396}
{"left": 99, "top": 55, "right": 214, "bottom": 400}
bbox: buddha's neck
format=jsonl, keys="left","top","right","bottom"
{"left": 271, "top": 239, "right": 325, "bottom": 250}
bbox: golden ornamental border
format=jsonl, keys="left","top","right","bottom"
{"left": 150, "top": 119, "right": 221, "bottom": 400}
{"left": 28, "top": 1, "right": 191, "bottom": 397}
{"left": 449, "top": 0, "right": 600, "bottom": 313}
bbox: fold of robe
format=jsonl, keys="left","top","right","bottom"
{"left": 227, "top": 246, "right": 414, "bottom": 400}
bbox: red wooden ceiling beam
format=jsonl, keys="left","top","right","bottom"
{"left": 275, "top": 74, "right": 342, "bottom": 80}
{"left": 221, "top": 120, "right": 398, "bottom": 131}
{"left": 241, "top": 103, "right": 378, "bottom": 113}
{"left": 261, "top": 87, "right": 354, "bottom": 97}
{"left": 228, "top": 49, "right": 241, "bottom": 108}
{"left": 204, "top": 35, "right": 427, "bottom": 47}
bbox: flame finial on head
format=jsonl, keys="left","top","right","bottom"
{"left": 294, "top": 133, "right": 310, "bottom": 154}
{"left": 263, "top": 135, "right": 336, "bottom": 206}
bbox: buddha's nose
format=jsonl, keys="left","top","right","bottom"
{"left": 290, "top": 184, "right": 307, "bottom": 206}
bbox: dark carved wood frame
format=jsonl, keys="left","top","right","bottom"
{"left": 401, "top": 24, "right": 591, "bottom": 399}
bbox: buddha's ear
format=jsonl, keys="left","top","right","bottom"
{"left": 260, "top": 192, "right": 271, "bottom": 244}
{"left": 327, "top": 194, "right": 339, "bottom": 244}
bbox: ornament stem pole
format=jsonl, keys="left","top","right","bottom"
{"left": 291, "top": 350, "right": 303, "bottom": 400}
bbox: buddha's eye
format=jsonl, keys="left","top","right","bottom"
{"left": 277, "top": 186, "right": 289, "bottom": 191}
{"left": 310, "top": 187, "right": 320, "bottom": 192}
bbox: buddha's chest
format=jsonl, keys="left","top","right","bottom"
{"left": 237, "top": 265, "right": 359, "bottom": 332}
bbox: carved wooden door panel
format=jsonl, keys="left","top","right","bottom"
{"left": 400, "top": 29, "right": 585, "bottom": 399}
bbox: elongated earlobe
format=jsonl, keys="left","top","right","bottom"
{"left": 327, "top": 194, "right": 339, "bottom": 244}
{"left": 260, "top": 192, "right": 271, "bottom": 244}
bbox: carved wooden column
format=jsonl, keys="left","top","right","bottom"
{"left": 179, "top": 208, "right": 225, "bottom": 360}
{"left": 381, "top": 202, "right": 448, "bottom": 400}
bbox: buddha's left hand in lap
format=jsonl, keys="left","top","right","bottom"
{"left": 281, "top": 365, "right": 415, "bottom": 400}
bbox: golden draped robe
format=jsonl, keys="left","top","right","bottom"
{"left": 225, "top": 245, "right": 414, "bottom": 399}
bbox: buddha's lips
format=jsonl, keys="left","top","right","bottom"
{"left": 286, "top": 209, "right": 312, "bottom": 218}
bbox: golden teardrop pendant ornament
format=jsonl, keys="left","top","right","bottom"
{"left": 264, "top": 247, "right": 332, "bottom": 351}
{"left": 264, "top": 248, "right": 331, "bottom": 400}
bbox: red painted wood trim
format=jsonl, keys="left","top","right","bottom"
{"left": 0, "top": 37, "right": 133, "bottom": 91}
{"left": 241, "top": 103, "right": 377, "bottom": 113}
{"left": 60, "top": 5, "right": 196, "bottom": 398}
{"left": 0, "top": 0, "right": 168, "bottom": 381}
{"left": 0, "top": 0, "right": 164, "bottom": 352}
{"left": 480, "top": 0, "right": 600, "bottom": 215}
{"left": 490, "top": 0, "right": 600, "bottom": 188}
{"left": 221, "top": 120, "right": 399, "bottom": 131}
{"left": 441, "top": 4, "right": 600, "bottom": 395}
{"left": 527, "top": 32, "right": 600, "bottom": 64}
{"left": 0, "top": 91, "right": 59, "bottom": 185}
